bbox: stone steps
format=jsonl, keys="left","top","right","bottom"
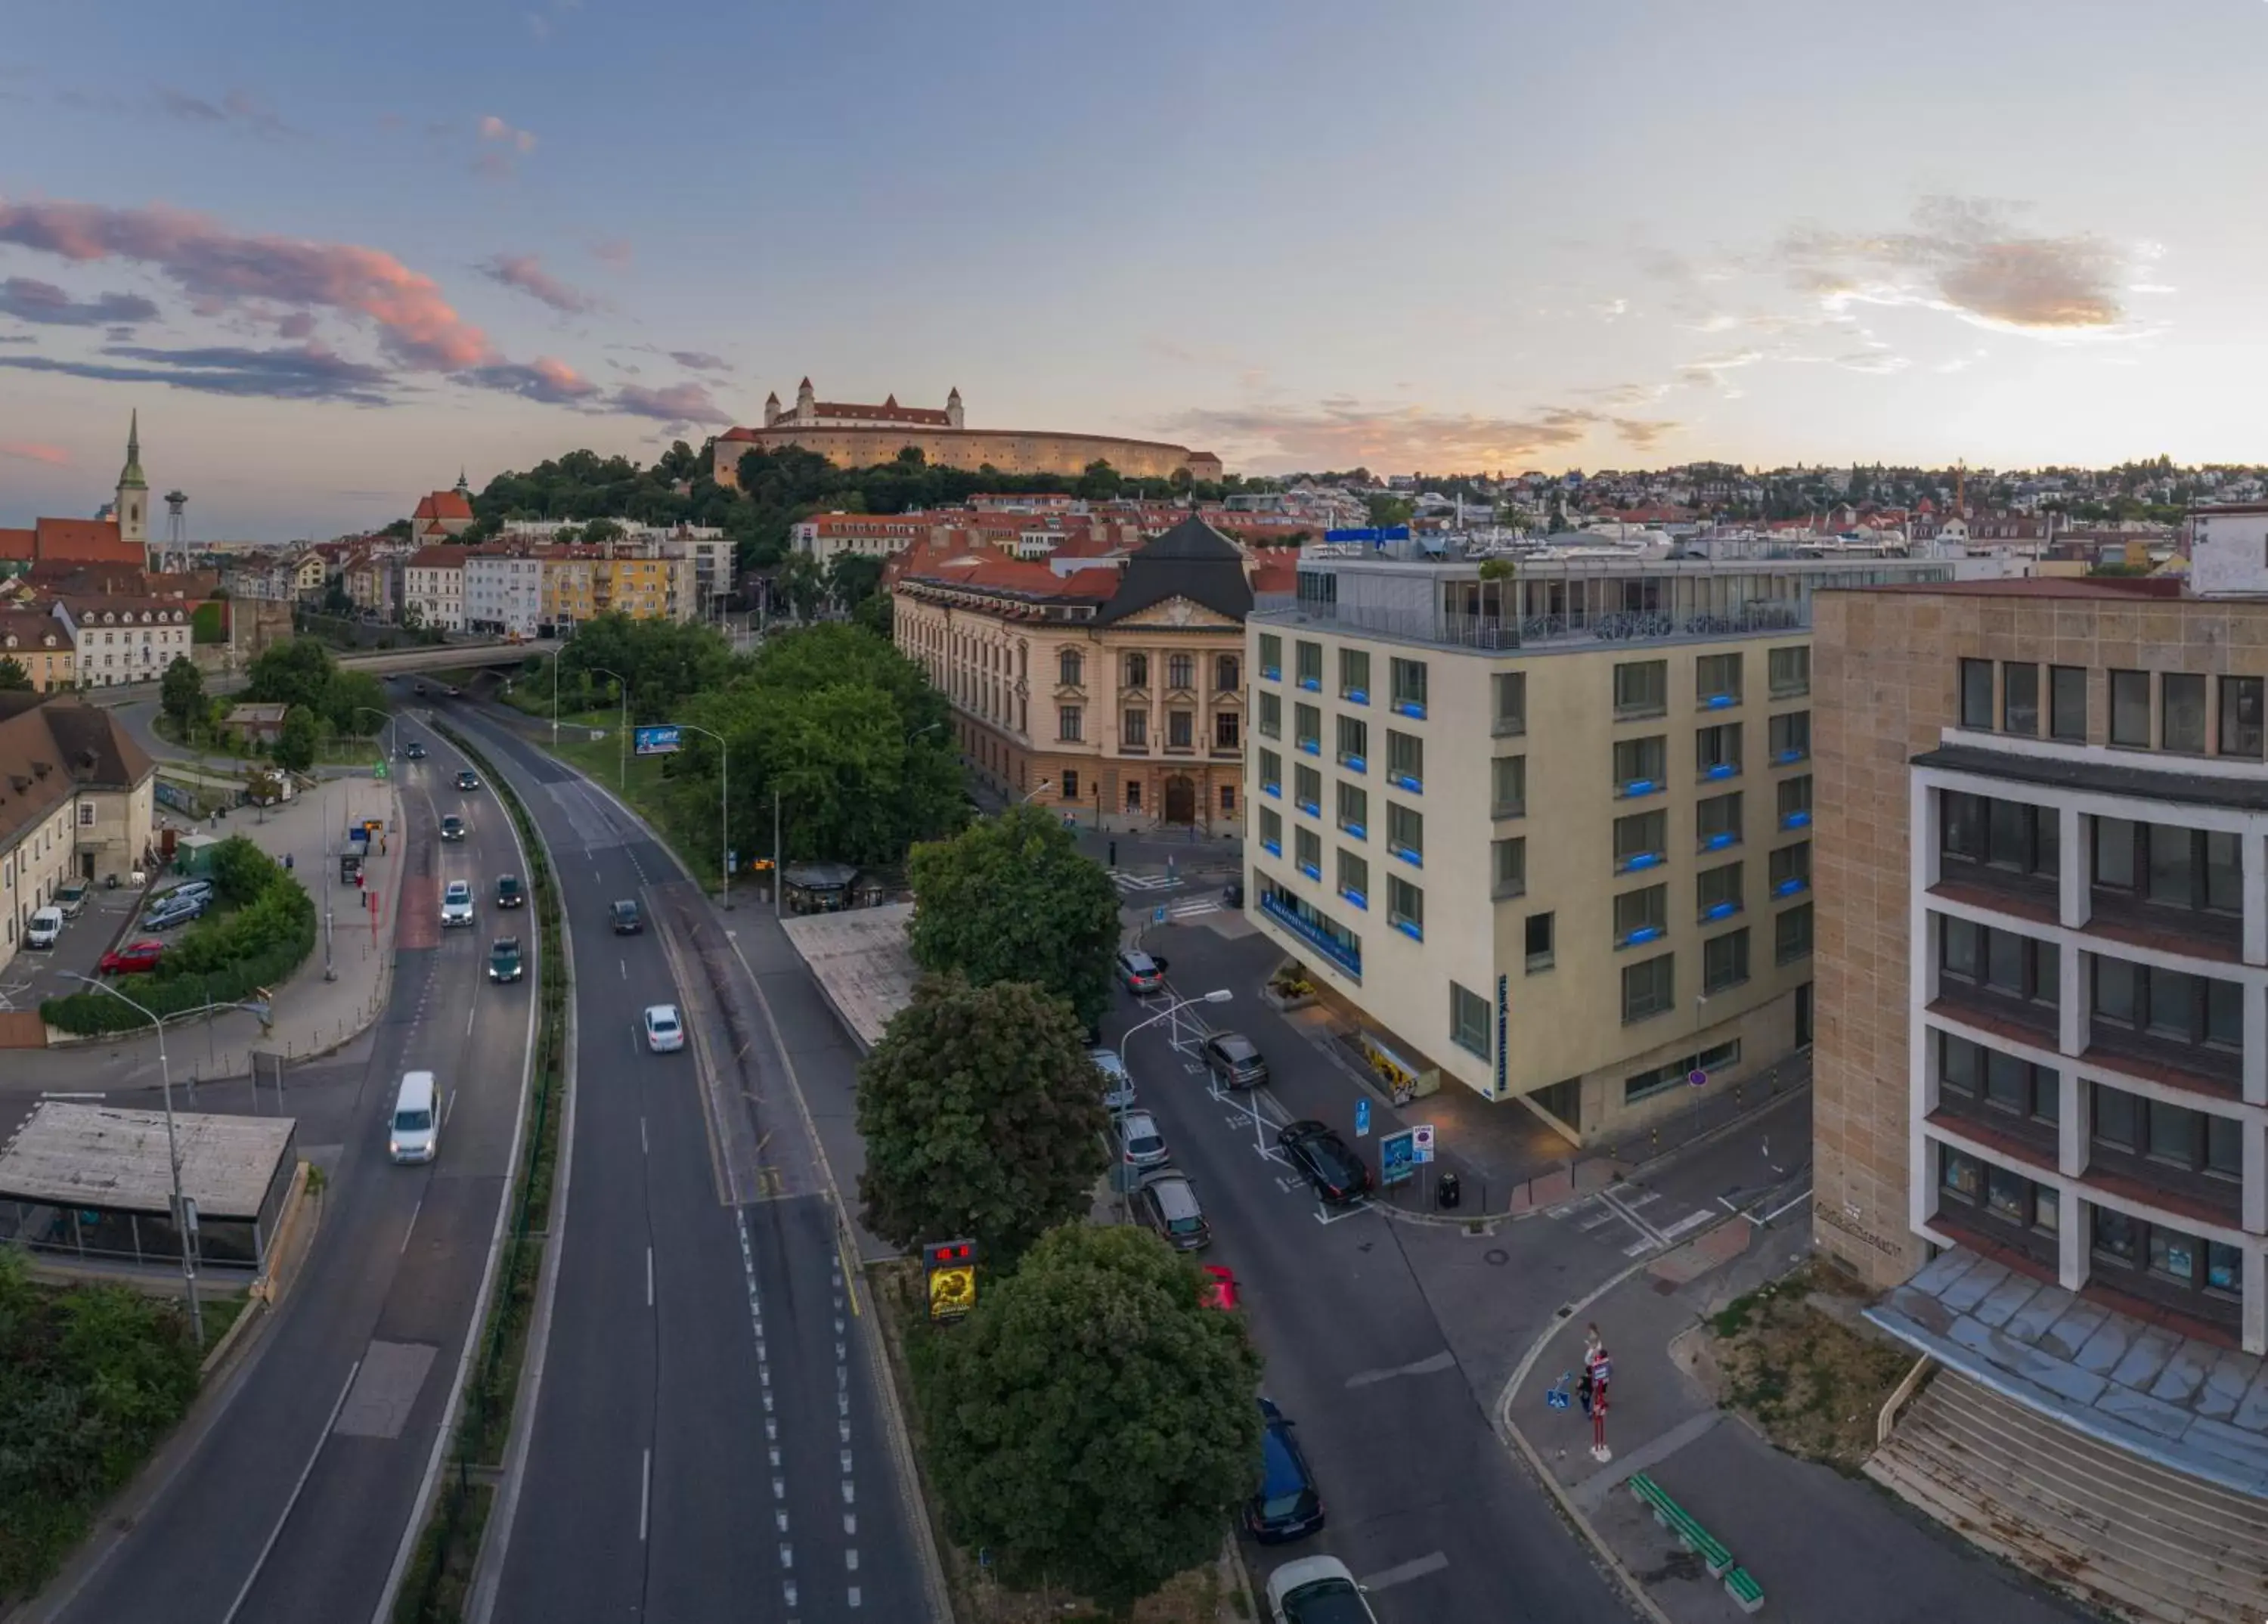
{"left": 1866, "top": 1368, "right": 2268, "bottom": 1624}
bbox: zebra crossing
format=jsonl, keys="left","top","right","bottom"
{"left": 1111, "top": 869, "right": 1222, "bottom": 922}
{"left": 1111, "top": 870, "right": 1182, "bottom": 893}
{"left": 1548, "top": 1182, "right": 1718, "bottom": 1257}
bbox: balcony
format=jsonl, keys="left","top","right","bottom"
{"left": 1262, "top": 837, "right": 1282, "bottom": 857}
{"left": 1772, "top": 748, "right": 1808, "bottom": 767}
{"left": 1699, "top": 897, "right": 1741, "bottom": 923}
{"left": 1296, "top": 798, "right": 1321, "bottom": 818}
{"left": 1297, "top": 738, "right": 1321, "bottom": 756}
{"left": 1342, "top": 687, "right": 1370, "bottom": 706}
{"left": 1340, "top": 886, "right": 1368, "bottom": 910}
{"left": 1300, "top": 860, "right": 1322, "bottom": 881}
{"left": 1261, "top": 780, "right": 1281, "bottom": 798}
{"left": 1298, "top": 675, "right": 1321, "bottom": 693}
{"left": 1771, "top": 874, "right": 1810, "bottom": 899}
{"left": 1391, "top": 697, "right": 1427, "bottom": 721}
{"left": 1261, "top": 665, "right": 1281, "bottom": 682}
{"left": 1389, "top": 771, "right": 1422, "bottom": 795}
{"left": 1780, "top": 807, "right": 1812, "bottom": 831}
{"left": 1616, "top": 925, "right": 1666, "bottom": 950}
{"left": 1341, "top": 822, "right": 1368, "bottom": 840}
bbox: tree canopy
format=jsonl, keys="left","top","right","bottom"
{"left": 907, "top": 804, "right": 1123, "bottom": 1029}
{"left": 160, "top": 655, "right": 203, "bottom": 730}
{"left": 912, "top": 1224, "right": 1263, "bottom": 1610}
{"left": 273, "top": 705, "right": 320, "bottom": 772}
{"left": 855, "top": 975, "right": 1107, "bottom": 1266}
{"left": 243, "top": 636, "right": 390, "bottom": 737}
{"left": 553, "top": 612, "right": 736, "bottom": 721}
{"left": 0, "top": 657, "right": 30, "bottom": 693}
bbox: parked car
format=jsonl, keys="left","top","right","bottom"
{"left": 24, "top": 907, "right": 63, "bottom": 950}
{"left": 1278, "top": 1120, "right": 1373, "bottom": 1204}
{"left": 643, "top": 1003, "right": 684, "bottom": 1053}
{"left": 610, "top": 898, "right": 643, "bottom": 934}
{"left": 1117, "top": 1108, "right": 1170, "bottom": 1171}
{"left": 144, "top": 891, "right": 209, "bottom": 930}
{"left": 1201, "top": 1031, "right": 1269, "bottom": 1089}
{"left": 1134, "top": 1173, "right": 1210, "bottom": 1251}
{"left": 101, "top": 938, "right": 166, "bottom": 975}
{"left": 153, "top": 879, "right": 214, "bottom": 905}
{"left": 440, "top": 814, "right": 466, "bottom": 841}
{"left": 1114, "top": 947, "right": 1164, "bottom": 995}
{"left": 1200, "top": 1264, "right": 1240, "bottom": 1312}
{"left": 1246, "top": 1398, "right": 1326, "bottom": 1543}
{"left": 1090, "top": 1047, "right": 1136, "bottom": 1113}
{"left": 404, "top": 741, "right": 427, "bottom": 760}
{"left": 455, "top": 768, "right": 479, "bottom": 791}
{"left": 488, "top": 936, "right": 523, "bottom": 983}
{"left": 441, "top": 879, "right": 475, "bottom": 927}
{"left": 495, "top": 874, "right": 525, "bottom": 908}
{"left": 54, "top": 879, "right": 89, "bottom": 919}
{"left": 1266, "top": 1556, "right": 1375, "bottom": 1624}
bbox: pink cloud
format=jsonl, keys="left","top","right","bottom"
{"left": 0, "top": 197, "right": 497, "bottom": 369}
{"left": 0, "top": 439, "right": 70, "bottom": 466}
{"left": 612, "top": 381, "right": 730, "bottom": 426}
{"left": 479, "top": 253, "right": 598, "bottom": 315}
{"left": 591, "top": 238, "right": 633, "bottom": 267}
{"left": 478, "top": 115, "right": 538, "bottom": 154}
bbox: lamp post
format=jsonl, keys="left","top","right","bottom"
{"left": 669, "top": 723, "right": 731, "bottom": 910}
{"left": 1123, "top": 987, "right": 1233, "bottom": 1053}
{"left": 589, "top": 666, "right": 628, "bottom": 792}
{"left": 1016, "top": 778, "right": 1055, "bottom": 807}
{"left": 63, "top": 973, "right": 202, "bottom": 1347}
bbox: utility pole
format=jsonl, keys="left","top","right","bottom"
{"left": 773, "top": 789, "right": 782, "bottom": 919}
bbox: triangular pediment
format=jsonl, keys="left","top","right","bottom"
{"left": 1110, "top": 594, "right": 1240, "bottom": 631}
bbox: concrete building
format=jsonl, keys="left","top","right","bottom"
{"left": 792, "top": 512, "right": 942, "bottom": 566}
{"left": 464, "top": 547, "right": 545, "bottom": 637}
{"left": 1242, "top": 544, "right": 1957, "bottom": 1142}
{"left": 50, "top": 598, "right": 192, "bottom": 688}
{"left": 894, "top": 516, "right": 1253, "bottom": 831}
{"left": 0, "top": 695, "right": 155, "bottom": 968}
{"left": 404, "top": 545, "right": 468, "bottom": 631}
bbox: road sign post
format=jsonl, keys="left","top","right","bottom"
{"left": 1354, "top": 1097, "right": 1371, "bottom": 1138}
{"left": 1379, "top": 1128, "right": 1417, "bottom": 1188}
{"left": 1412, "top": 1123, "right": 1436, "bottom": 1162}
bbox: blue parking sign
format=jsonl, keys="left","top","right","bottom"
{"left": 1355, "top": 1098, "right": 1371, "bottom": 1137}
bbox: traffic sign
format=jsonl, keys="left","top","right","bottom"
{"left": 1687, "top": 1068, "right": 1709, "bottom": 1088}
{"left": 1152, "top": 904, "right": 1167, "bottom": 925}
{"left": 1411, "top": 1123, "right": 1436, "bottom": 1163}
{"left": 1379, "top": 1128, "right": 1417, "bottom": 1186}
{"left": 728, "top": 849, "right": 738, "bottom": 872}
{"left": 1354, "top": 1097, "right": 1371, "bottom": 1138}
{"left": 373, "top": 762, "right": 388, "bottom": 779}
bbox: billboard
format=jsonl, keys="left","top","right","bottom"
{"left": 633, "top": 725, "right": 681, "bottom": 756}
{"left": 1322, "top": 525, "right": 1412, "bottom": 544}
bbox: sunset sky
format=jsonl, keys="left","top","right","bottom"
{"left": 2, "top": 0, "right": 2263, "bottom": 538}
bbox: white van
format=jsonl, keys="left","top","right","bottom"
{"left": 25, "top": 907, "right": 63, "bottom": 950}
{"left": 389, "top": 1070, "right": 441, "bottom": 1164}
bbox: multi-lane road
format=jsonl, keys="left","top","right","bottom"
{"left": 48, "top": 718, "right": 535, "bottom": 1624}
{"left": 448, "top": 707, "right": 931, "bottom": 1622}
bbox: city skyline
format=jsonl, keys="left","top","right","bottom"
{"left": 5, "top": 0, "right": 2267, "bottom": 538}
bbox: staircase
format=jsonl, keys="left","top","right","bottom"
{"left": 1867, "top": 1368, "right": 2268, "bottom": 1624}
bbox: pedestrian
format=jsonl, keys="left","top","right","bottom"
{"left": 1577, "top": 1365, "right": 1594, "bottom": 1417}
{"left": 1583, "top": 1321, "right": 1604, "bottom": 1369}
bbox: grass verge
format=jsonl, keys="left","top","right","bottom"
{"left": 388, "top": 722, "right": 569, "bottom": 1624}
{"left": 525, "top": 706, "right": 722, "bottom": 890}
{"left": 1704, "top": 1258, "right": 1915, "bottom": 1473}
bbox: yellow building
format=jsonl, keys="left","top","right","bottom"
{"left": 0, "top": 610, "right": 76, "bottom": 693}
{"left": 540, "top": 549, "right": 599, "bottom": 627}
{"left": 538, "top": 547, "right": 694, "bottom": 628}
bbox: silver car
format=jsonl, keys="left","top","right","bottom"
{"left": 1117, "top": 1109, "right": 1170, "bottom": 1171}
{"left": 1091, "top": 1047, "right": 1136, "bottom": 1113}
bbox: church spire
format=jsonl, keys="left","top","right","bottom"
{"left": 118, "top": 410, "right": 147, "bottom": 491}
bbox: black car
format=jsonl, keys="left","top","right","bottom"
{"left": 1245, "top": 1397, "right": 1325, "bottom": 1543}
{"left": 1201, "top": 1031, "right": 1268, "bottom": 1089}
{"left": 610, "top": 898, "right": 642, "bottom": 934}
{"left": 1278, "top": 1120, "right": 1372, "bottom": 1204}
{"left": 496, "top": 875, "right": 525, "bottom": 908}
{"left": 439, "top": 814, "right": 466, "bottom": 842}
{"left": 404, "top": 741, "right": 427, "bottom": 760}
{"left": 456, "top": 769, "right": 479, "bottom": 791}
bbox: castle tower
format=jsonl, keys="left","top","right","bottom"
{"left": 796, "top": 376, "right": 815, "bottom": 423}
{"left": 115, "top": 410, "right": 149, "bottom": 555}
{"left": 764, "top": 390, "right": 782, "bottom": 429}
{"left": 947, "top": 386, "right": 963, "bottom": 429}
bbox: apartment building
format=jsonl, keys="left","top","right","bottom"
{"left": 1243, "top": 547, "right": 1954, "bottom": 1142}
{"left": 0, "top": 610, "right": 75, "bottom": 693}
{"left": 792, "top": 513, "right": 940, "bottom": 565}
{"left": 1814, "top": 573, "right": 2268, "bottom": 1356}
{"left": 50, "top": 598, "right": 192, "bottom": 688}
{"left": 0, "top": 695, "right": 155, "bottom": 968}
{"left": 463, "top": 548, "right": 544, "bottom": 636}
{"left": 404, "top": 545, "right": 468, "bottom": 631}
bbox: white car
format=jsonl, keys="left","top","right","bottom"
{"left": 1267, "top": 1556, "right": 1378, "bottom": 1624}
{"left": 441, "top": 879, "right": 475, "bottom": 928}
{"left": 643, "top": 1003, "right": 685, "bottom": 1053}
{"left": 1091, "top": 1047, "right": 1136, "bottom": 1113}
{"left": 25, "top": 907, "right": 63, "bottom": 950}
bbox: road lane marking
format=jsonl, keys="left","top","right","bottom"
{"left": 640, "top": 1116, "right": 648, "bottom": 1155}
{"left": 1659, "top": 1208, "right": 1715, "bottom": 1242}
{"left": 222, "top": 1359, "right": 360, "bottom": 1624}
{"left": 465, "top": 996, "right": 476, "bottom": 1037}
{"left": 1359, "top": 1551, "right": 1449, "bottom": 1593}
{"left": 646, "top": 1246, "right": 654, "bottom": 1308}
{"left": 401, "top": 1195, "right": 423, "bottom": 1254}
{"left": 1343, "top": 1350, "right": 1457, "bottom": 1389}
{"left": 639, "top": 1447, "right": 651, "bottom": 1542}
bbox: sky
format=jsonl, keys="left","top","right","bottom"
{"left": 2, "top": 0, "right": 2266, "bottom": 539}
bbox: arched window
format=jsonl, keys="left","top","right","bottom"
{"left": 1125, "top": 653, "right": 1148, "bottom": 688}
{"left": 1058, "top": 649, "right": 1083, "bottom": 688}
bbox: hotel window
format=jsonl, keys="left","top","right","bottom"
{"left": 1768, "top": 711, "right": 1811, "bottom": 764}
{"left": 1614, "top": 883, "right": 1667, "bottom": 947}
{"left": 1696, "top": 652, "right": 1741, "bottom": 707}
{"left": 1215, "top": 654, "right": 1240, "bottom": 693}
{"left": 1703, "top": 928, "right": 1750, "bottom": 993}
{"left": 1059, "top": 650, "right": 1083, "bottom": 688}
{"left": 1939, "top": 916, "right": 2059, "bottom": 1006}
{"left": 1614, "top": 659, "right": 1668, "bottom": 719}
{"left": 1214, "top": 711, "right": 1240, "bottom": 751}
{"left": 1387, "top": 802, "right": 1423, "bottom": 865}
{"left": 1294, "top": 703, "right": 1321, "bottom": 755}
{"left": 1057, "top": 705, "right": 1083, "bottom": 742}
{"left": 1337, "top": 847, "right": 1369, "bottom": 906}
{"left": 2109, "top": 669, "right": 2150, "bottom": 746}
{"left": 1339, "top": 649, "right": 1371, "bottom": 704}
{"left": 1337, "top": 780, "right": 1368, "bottom": 837}
{"left": 1526, "top": 912, "right": 1555, "bottom": 972}
{"left": 1259, "top": 634, "right": 1282, "bottom": 679}
{"left": 1389, "top": 658, "right": 1428, "bottom": 717}
{"left": 1167, "top": 710, "right": 1194, "bottom": 749}
{"left": 1387, "top": 876, "right": 1424, "bottom": 938}
{"left": 1295, "top": 641, "right": 1323, "bottom": 691}
{"left": 1620, "top": 953, "right": 1675, "bottom": 1023}
{"left": 2091, "top": 958, "right": 2242, "bottom": 1049}
{"left": 1613, "top": 736, "right": 1666, "bottom": 795}
{"left": 1258, "top": 747, "right": 1281, "bottom": 795}
{"left": 1768, "top": 841, "right": 1810, "bottom": 896}
{"left": 1294, "top": 764, "right": 1322, "bottom": 814}
{"left": 1386, "top": 730, "right": 1423, "bottom": 791}
{"left": 1258, "top": 691, "right": 1281, "bottom": 739}
{"left": 2000, "top": 662, "right": 2040, "bottom": 735}
{"left": 2220, "top": 676, "right": 2263, "bottom": 758}
{"left": 1768, "top": 646, "right": 1809, "bottom": 698}
{"left": 2090, "top": 1085, "right": 2241, "bottom": 1177}
{"left": 1938, "top": 1032, "right": 2059, "bottom": 1123}
{"left": 1124, "top": 652, "right": 1148, "bottom": 687}
{"left": 1697, "top": 861, "right": 1743, "bottom": 921}
{"left": 1614, "top": 810, "right": 1667, "bottom": 872}
{"left": 1167, "top": 653, "right": 1195, "bottom": 691}
{"left": 1774, "top": 902, "right": 1812, "bottom": 964}
{"left": 1492, "top": 671, "right": 1525, "bottom": 736}
{"left": 1493, "top": 837, "right": 1526, "bottom": 900}
{"left": 1450, "top": 982, "right": 1491, "bottom": 1061}
{"left": 1696, "top": 722, "right": 1741, "bottom": 779}
{"left": 1122, "top": 710, "right": 1148, "bottom": 748}
{"left": 2091, "top": 819, "right": 2239, "bottom": 914}
{"left": 1492, "top": 755, "right": 1526, "bottom": 820}
{"left": 2162, "top": 672, "right": 2207, "bottom": 754}
{"left": 1337, "top": 714, "right": 1368, "bottom": 769}
{"left": 1959, "top": 659, "right": 1994, "bottom": 729}
{"left": 1690, "top": 795, "right": 1741, "bottom": 856}
{"left": 1941, "top": 792, "right": 2059, "bottom": 877}
{"left": 1777, "top": 774, "right": 1813, "bottom": 829}
{"left": 1295, "top": 826, "right": 1322, "bottom": 877}
{"left": 1259, "top": 805, "right": 1282, "bottom": 853}
{"left": 2092, "top": 1209, "right": 2241, "bottom": 1298}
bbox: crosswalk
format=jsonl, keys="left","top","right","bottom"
{"left": 1111, "top": 870, "right": 1182, "bottom": 893}
{"left": 1547, "top": 1182, "right": 1716, "bottom": 1257}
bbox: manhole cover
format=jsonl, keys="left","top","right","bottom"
{"left": 1484, "top": 1248, "right": 1509, "bottom": 1266}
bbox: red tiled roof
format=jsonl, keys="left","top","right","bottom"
{"left": 34, "top": 517, "right": 139, "bottom": 566}
{"left": 1250, "top": 559, "right": 1299, "bottom": 594}
{"left": 411, "top": 490, "right": 475, "bottom": 522}
{"left": 807, "top": 401, "right": 953, "bottom": 426}
{"left": 0, "top": 609, "right": 70, "bottom": 649}
{"left": 717, "top": 426, "right": 761, "bottom": 443}
{"left": 0, "top": 529, "right": 33, "bottom": 562}
{"left": 407, "top": 545, "right": 470, "bottom": 570}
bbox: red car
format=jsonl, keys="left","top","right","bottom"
{"left": 1200, "top": 1265, "right": 1241, "bottom": 1313}
{"left": 100, "top": 939, "right": 166, "bottom": 975}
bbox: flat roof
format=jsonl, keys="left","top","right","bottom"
{"left": 1853, "top": 577, "right": 2181, "bottom": 600}
{"left": 0, "top": 1102, "right": 296, "bottom": 1220}
{"left": 1914, "top": 742, "right": 2268, "bottom": 814}
{"left": 778, "top": 902, "right": 916, "bottom": 1052}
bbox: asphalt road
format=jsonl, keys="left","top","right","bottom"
{"left": 453, "top": 705, "right": 928, "bottom": 1624}
{"left": 48, "top": 717, "right": 538, "bottom": 1624}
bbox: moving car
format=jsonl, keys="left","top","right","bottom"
{"left": 455, "top": 768, "right": 479, "bottom": 791}
{"left": 446, "top": 685, "right": 463, "bottom": 698}
{"left": 610, "top": 898, "right": 642, "bottom": 934}
{"left": 440, "top": 814, "right": 466, "bottom": 842}
{"left": 1246, "top": 1398, "right": 1326, "bottom": 1543}
{"left": 54, "top": 879, "right": 88, "bottom": 919}
{"left": 1201, "top": 1031, "right": 1269, "bottom": 1089}
{"left": 389, "top": 1070, "right": 440, "bottom": 1164}
{"left": 404, "top": 741, "right": 427, "bottom": 761}
{"left": 1117, "top": 1108, "right": 1170, "bottom": 1171}
{"left": 1114, "top": 947, "right": 1164, "bottom": 995}
{"left": 488, "top": 936, "right": 524, "bottom": 982}
{"left": 1090, "top": 1047, "right": 1136, "bottom": 1113}
{"left": 1266, "top": 1556, "right": 1376, "bottom": 1624}
{"left": 1134, "top": 1173, "right": 1210, "bottom": 1251}
{"left": 24, "top": 907, "right": 62, "bottom": 949}
{"left": 441, "top": 879, "right": 475, "bottom": 927}
{"left": 643, "top": 1003, "right": 684, "bottom": 1053}
{"left": 413, "top": 681, "right": 427, "bottom": 696}
{"left": 100, "top": 938, "right": 166, "bottom": 975}
{"left": 495, "top": 874, "right": 525, "bottom": 908}
{"left": 1277, "top": 1120, "right": 1373, "bottom": 1204}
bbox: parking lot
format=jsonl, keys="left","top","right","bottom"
{"left": 1, "top": 882, "right": 147, "bottom": 1011}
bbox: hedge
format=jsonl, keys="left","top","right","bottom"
{"left": 40, "top": 837, "right": 317, "bottom": 1036}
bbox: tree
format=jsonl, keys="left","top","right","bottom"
{"left": 906, "top": 805, "right": 1122, "bottom": 1030}
{"left": 825, "top": 551, "right": 884, "bottom": 612}
{"left": 244, "top": 636, "right": 338, "bottom": 714}
{"left": 160, "top": 655, "right": 204, "bottom": 731}
{"left": 273, "top": 705, "right": 321, "bottom": 773}
{"left": 778, "top": 552, "right": 824, "bottom": 621}
{"left": 581, "top": 517, "right": 627, "bottom": 545}
{"left": 380, "top": 517, "right": 414, "bottom": 541}
{"left": 913, "top": 1224, "right": 1263, "bottom": 1609}
{"left": 855, "top": 975, "right": 1106, "bottom": 1266}
{"left": 1077, "top": 458, "right": 1123, "bottom": 501}
{"left": 321, "top": 668, "right": 390, "bottom": 737}
{"left": 1367, "top": 494, "right": 1414, "bottom": 528}
{"left": 0, "top": 656, "right": 30, "bottom": 693}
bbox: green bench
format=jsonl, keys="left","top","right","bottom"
{"left": 1625, "top": 1472, "right": 1735, "bottom": 1577}
{"left": 1723, "top": 1567, "right": 1765, "bottom": 1614}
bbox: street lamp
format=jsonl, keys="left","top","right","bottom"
{"left": 1016, "top": 778, "right": 1055, "bottom": 807}
{"left": 669, "top": 722, "right": 732, "bottom": 910}
{"left": 63, "top": 973, "right": 202, "bottom": 1347}
{"left": 588, "top": 665, "right": 628, "bottom": 792}
{"left": 1124, "top": 987, "right": 1232, "bottom": 1052}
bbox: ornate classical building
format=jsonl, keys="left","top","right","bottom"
{"left": 893, "top": 516, "right": 1258, "bottom": 832}
{"left": 711, "top": 377, "right": 1223, "bottom": 489}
